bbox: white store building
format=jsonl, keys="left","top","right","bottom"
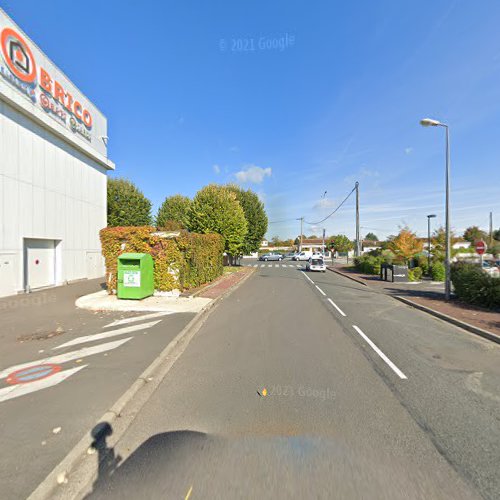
{"left": 0, "top": 8, "right": 114, "bottom": 298}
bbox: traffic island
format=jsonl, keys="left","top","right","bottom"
{"left": 75, "top": 267, "right": 255, "bottom": 313}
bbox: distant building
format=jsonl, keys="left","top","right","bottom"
{"left": 361, "top": 240, "right": 382, "bottom": 253}
{"left": 297, "top": 238, "right": 326, "bottom": 253}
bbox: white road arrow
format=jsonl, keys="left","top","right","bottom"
{"left": 54, "top": 320, "right": 162, "bottom": 349}
{"left": 0, "top": 365, "right": 87, "bottom": 403}
{"left": 0, "top": 337, "right": 132, "bottom": 379}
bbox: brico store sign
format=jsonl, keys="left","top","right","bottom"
{"left": 0, "top": 11, "right": 107, "bottom": 156}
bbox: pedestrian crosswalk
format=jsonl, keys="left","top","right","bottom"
{"left": 248, "top": 263, "right": 303, "bottom": 268}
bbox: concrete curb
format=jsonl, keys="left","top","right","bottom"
{"left": 393, "top": 296, "right": 500, "bottom": 345}
{"left": 327, "top": 267, "right": 368, "bottom": 286}
{"left": 28, "top": 268, "right": 256, "bottom": 500}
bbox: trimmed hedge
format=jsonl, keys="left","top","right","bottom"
{"left": 100, "top": 226, "right": 224, "bottom": 293}
{"left": 451, "top": 262, "right": 500, "bottom": 309}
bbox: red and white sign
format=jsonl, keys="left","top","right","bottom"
{"left": 475, "top": 240, "right": 487, "bottom": 255}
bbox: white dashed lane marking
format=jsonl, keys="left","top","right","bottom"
{"left": 327, "top": 298, "right": 346, "bottom": 317}
{"left": 352, "top": 325, "right": 407, "bottom": 380}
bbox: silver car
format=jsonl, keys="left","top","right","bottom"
{"left": 259, "top": 253, "right": 283, "bottom": 261}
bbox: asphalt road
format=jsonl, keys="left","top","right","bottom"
{"left": 86, "top": 260, "right": 500, "bottom": 500}
{"left": 0, "top": 280, "right": 195, "bottom": 499}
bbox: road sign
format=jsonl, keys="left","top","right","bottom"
{"left": 475, "top": 240, "right": 487, "bottom": 255}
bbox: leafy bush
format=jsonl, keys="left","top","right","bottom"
{"left": 354, "top": 254, "right": 383, "bottom": 275}
{"left": 451, "top": 262, "right": 500, "bottom": 309}
{"left": 408, "top": 267, "right": 423, "bottom": 282}
{"left": 416, "top": 254, "right": 430, "bottom": 276}
{"left": 431, "top": 261, "right": 445, "bottom": 281}
{"left": 100, "top": 226, "right": 224, "bottom": 293}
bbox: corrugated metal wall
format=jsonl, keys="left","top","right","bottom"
{"left": 0, "top": 98, "right": 107, "bottom": 296}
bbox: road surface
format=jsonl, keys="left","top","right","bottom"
{"left": 85, "top": 261, "right": 500, "bottom": 499}
{"left": 0, "top": 279, "right": 195, "bottom": 499}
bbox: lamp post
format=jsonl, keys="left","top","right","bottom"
{"left": 427, "top": 214, "right": 436, "bottom": 274}
{"left": 420, "top": 118, "right": 451, "bottom": 300}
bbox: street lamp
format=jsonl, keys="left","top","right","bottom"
{"left": 420, "top": 118, "right": 451, "bottom": 300}
{"left": 427, "top": 214, "right": 436, "bottom": 273}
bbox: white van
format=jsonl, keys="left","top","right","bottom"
{"left": 296, "top": 251, "right": 312, "bottom": 261}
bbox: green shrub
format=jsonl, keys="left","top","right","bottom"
{"left": 100, "top": 226, "right": 224, "bottom": 293}
{"left": 408, "top": 266, "right": 423, "bottom": 282}
{"left": 451, "top": 262, "right": 500, "bottom": 309}
{"left": 431, "top": 261, "right": 445, "bottom": 281}
{"left": 354, "top": 254, "right": 383, "bottom": 274}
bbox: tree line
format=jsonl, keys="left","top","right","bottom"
{"left": 107, "top": 178, "right": 268, "bottom": 263}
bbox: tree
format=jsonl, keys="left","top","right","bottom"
{"left": 308, "top": 234, "right": 318, "bottom": 239}
{"left": 294, "top": 235, "right": 306, "bottom": 246}
{"left": 226, "top": 185, "right": 268, "bottom": 254}
{"left": 493, "top": 228, "right": 500, "bottom": 241}
{"left": 329, "top": 235, "right": 354, "bottom": 253}
{"left": 107, "top": 178, "right": 152, "bottom": 227}
{"left": 463, "top": 226, "right": 488, "bottom": 244}
{"left": 432, "top": 226, "right": 459, "bottom": 261}
{"left": 156, "top": 194, "right": 191, "bottom": 229}
{"left": 188, "top": 184, "right": 248, "bottom": 262}
{"left": 365, "top": 232, "right": 379, "bottom": 241}
{"left": 388, "top": 227, "right": 423, "bottom": 264}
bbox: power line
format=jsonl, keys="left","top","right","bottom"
{"left": 267, "top": 218, "right": 298, "bottom": 225}
{"left": 304, "top": 185, "right": 356, "bottom": 225}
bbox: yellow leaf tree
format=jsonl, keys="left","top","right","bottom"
{"left": 388, "top": 227, "right": 423, "bottom": 264}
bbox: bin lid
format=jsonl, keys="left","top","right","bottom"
{"left": 118, "top": 253, "right": 151, "bottom": 261}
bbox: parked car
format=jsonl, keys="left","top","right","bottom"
{"left": 482, "top": 261, "right": 500, "bottom": 277}
{"left": 285, "top": 252, "right": 296, "bottom": 259}
{"left": 259, "top": 253, "right": 283, "bottom": 261}
{"left": 306, "top": 257, "right": 326, "bottom": 272}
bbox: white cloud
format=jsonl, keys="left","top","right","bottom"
{"left": 313, "top": 197, "right": 335, "bottom": 209}
{"left": 235, "top": 165, "right": 272, "bottom": 184}
{"left": 405, "top": 147, "right": 413, "bottom": 155}
{"left": 344, "top": 167, "right": 380, "bottom": 185}
{"left": 213, "top": 164, "right": 221, "bottom": 174}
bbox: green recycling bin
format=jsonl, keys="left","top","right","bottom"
{"left": 117, "top": 253, "right": 154, "bottom": 300}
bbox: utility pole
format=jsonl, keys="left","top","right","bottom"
{"left": 489, "top": 212, "right": 493, "bottom": 246}
{"left": 355, "top": 181, "right": 360, "bottom": 256}
{"left": 299, "top": 217, "right": 304, "bottom": 252}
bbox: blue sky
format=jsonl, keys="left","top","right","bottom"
{"left": 3, "top": 0, "right": 500, "bottom": 240}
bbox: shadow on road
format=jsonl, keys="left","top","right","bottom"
{"left": 84, "top": 422, "right": 122, "bottom": 498}
{"left": 85, "top": 430, "right": 207, "bottom": 499}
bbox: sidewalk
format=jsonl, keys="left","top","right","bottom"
{"left": 329, "top": 264, "right": 500, "bottom": 338}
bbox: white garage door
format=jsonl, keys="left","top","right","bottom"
{"left": 24, "top": 239, "right": 56, "bottom": 290}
